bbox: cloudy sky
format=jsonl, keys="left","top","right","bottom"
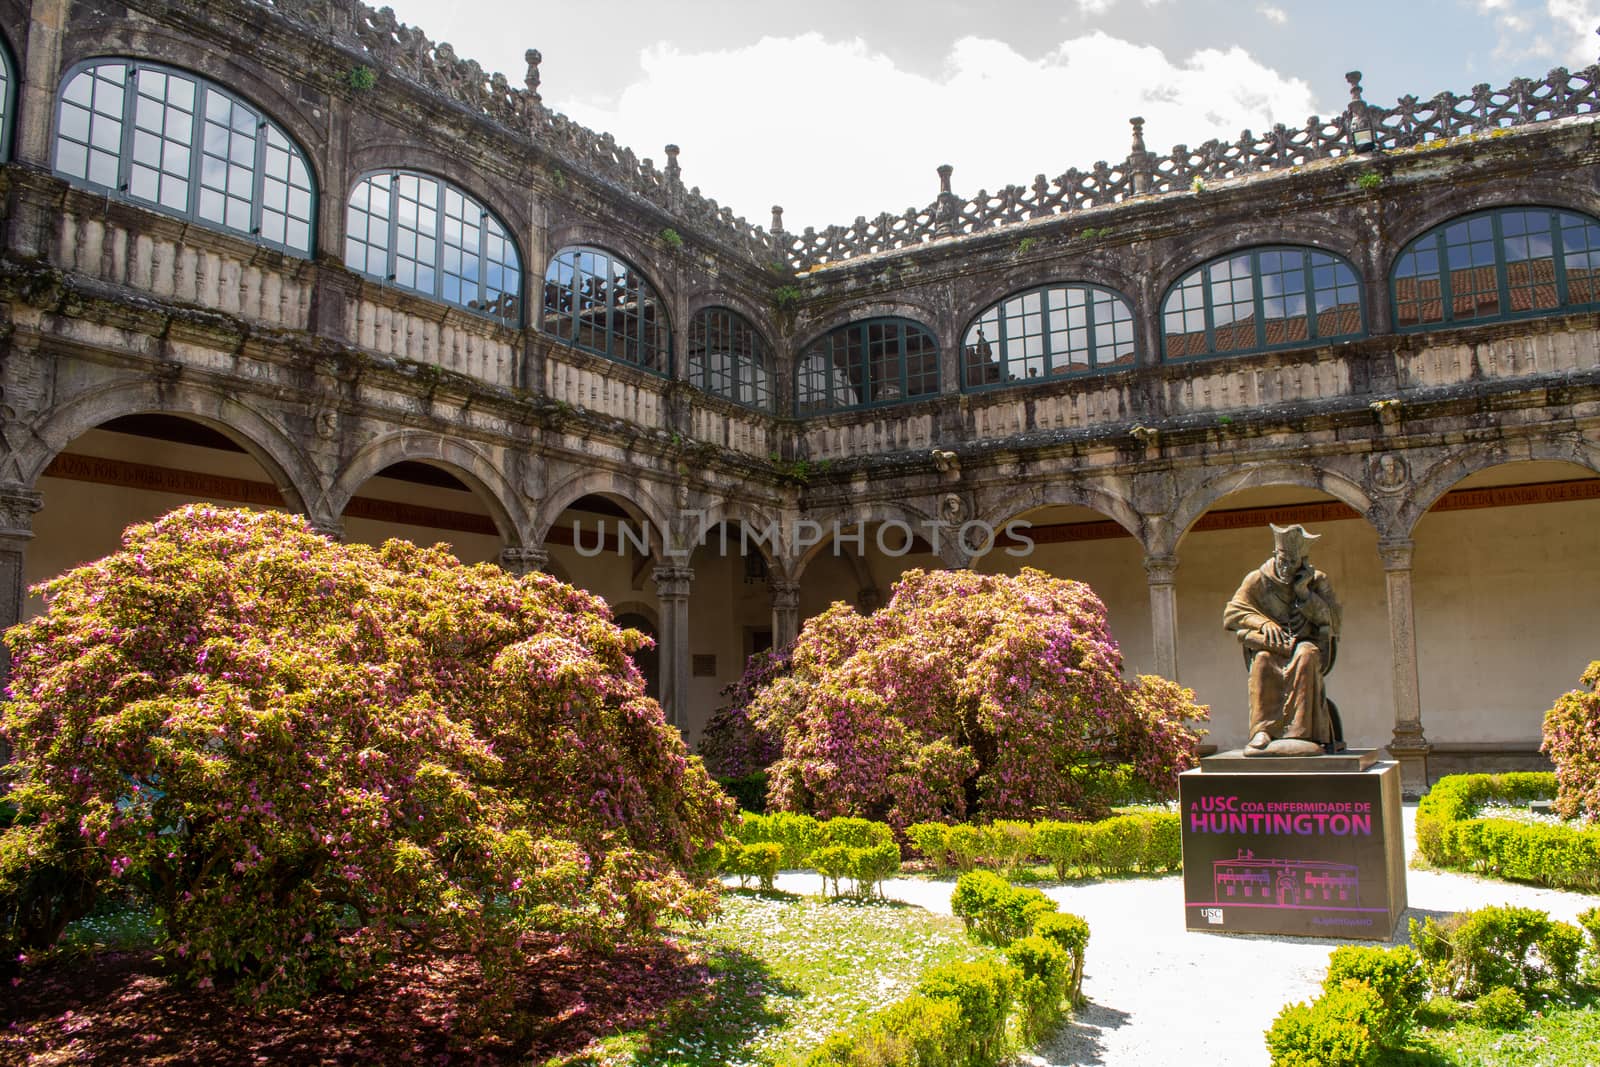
{"left": 389, "top": 0, "right": 1600, "bottom": 231}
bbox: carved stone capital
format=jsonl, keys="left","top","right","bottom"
{"left": 1143, "top": 553, "right": 1179, "bottom": 584}
{"left": 652, "top": 563, "right": 694, "bottom": 599}
{"left": 768, "top": 578, "right": 800, "bottom": 611}
{"left": 500, "top": 546, "right": 549, "bottom": 575}
{"left": 0, "top": 487, "right": 43, "bottom": 540}
{"left": 306, "top": 518, "right": 345, "bottom": 542}
{"left": 1377, "top": 539, "right": 1414, "bottom": 572}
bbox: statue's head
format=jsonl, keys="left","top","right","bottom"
{"left": 1270, "top": 523, "right": 1320, "bottom": 574}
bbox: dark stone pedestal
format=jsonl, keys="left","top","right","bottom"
{"left": 1179, "top": 758, "right": 1406, "bottom": 940}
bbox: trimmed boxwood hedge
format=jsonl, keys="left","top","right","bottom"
{"left": 1414, "top": 773, "right": 1600, "bottom": 892}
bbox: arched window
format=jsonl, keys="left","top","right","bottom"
{"left": 0, "top": 36, "right": 16, "bottom": 161}
{"left": 541, "top": 246, "right": 669, "bottom": 374}
{"left": 53, "top": 59, "right": 315, "bottom": 255}
{"left": 345, "top": 171, "right": 522, "bottom": 326}
{"left": 688, "top": 307, "right": 771, "bottom": 410}
{"left": 797, "top": 318, "right": 939, "bottom": 414}
{"left": 1162, "top": 247, "right": 1363, "bottom": 359}
{"left": 962, "top": 283, "right": 1135, "bottom": 389}
{"left": 1391, "top": 206, "right": 1600, "bottom": 330}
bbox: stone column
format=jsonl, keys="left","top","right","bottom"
{"left": 769, "top": 578, "right": 800, "bottom": 649}
{"left": 499, "top": 546, "right": 549, "bottom": 576}
{"left": 0, "top": 487, "right": 43, "bottom": 681}
{"left": 306, "top": 517, "right": 345, "bottom": 542}
{"left": 1144, "top": 553, "right": 1180, "bottom": 680}
{"left": 653, "top": 561, "right": 693, "bottom": 731}
{"left": 1379, "top": 538, "right": 1430, "bottom": 797}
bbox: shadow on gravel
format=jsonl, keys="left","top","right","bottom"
{"left": 1033, "top": 999, "right": 1133, "bottom": 1066}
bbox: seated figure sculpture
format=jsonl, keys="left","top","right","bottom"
{"left": 1223, "top": 523, "right": 1342, "bottom": 756}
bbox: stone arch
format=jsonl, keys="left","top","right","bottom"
{"left": 542, "top": 226, "right": 679, "bottom": 313}
{"left": 951, "top": 265, "right": 1141, "bottom": 342}
{"left": 687, "top": 498, "right": 790, "bottom": 580}
{"left": 327, "top": 431, "right": 529, "bottom": 545}
{"left": 1168, "top": 463, "right": 1376, "bottom": 556}
{"left": 1153, "top": 219, "right": 1366, "bottom": 302}
{"left": 534, "top": 469, "right": 675, "bottom": 550}
{"left": 56, "top": 32, "right": 328, "bottom": 175}
{"left": 343, "top": 145, "right": 530, "bottom": 244}
{"left": 791, "top": 497, "right": 961, "bottom": 578}
{"left": 20, "top": 380, "right": 323, "bottom": 516}
{"left": 1383, "top": 188, "right": 1600, "bottom": 265}
{"left": 979, "top": 480, "right": 1148, "bottom": 549}
{"left": 792, "top": 300, "right": 942, "bottom": 351}
{"left": 1397, "top": 436, "right": 1600, "bottom": 537}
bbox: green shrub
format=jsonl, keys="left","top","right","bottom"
{"left": 1410, "top": 904, "right": 1579, "bottom": 998}
{"left": 1323, "top": 945, "right": 1426, "bottom": 1047}
{"left": 847, "top": 842, "right": 901, "bottom": 899}
{"left": 983, "top": 820, "right": 1036, "bottom": 874}
{"left": 950, "top": 870, "right": 1057, "bottom": 948}
{"left": 1144, "top": 812, "right": 1183, "bottom": 871}
{"left": 1089, "top": 814, "right": 1148, "bottom": 873}
{"left": 717, "top": 773, "right": 769, "bottom": 814}
{"left": 1412, "top": 773, "right": 1600, "bottom": 891}
{"left": 907, "top": 822, "right": 952, "bottom": 873}
{"left": 734, "top": 811, "right": 771, "bottom": 844}
{"left": 1033, "top": 820, "right": 1091, "bottom": 879}
{"left": 915, "top": 959, "right": 1017, "bottom": 1065}
{"left": 1472, "top": 985, "right": 1527, "bottom": 1029}
{"left": 812, "top": 845, "right": 853, "bottom": 898}
{"left": 1417, "top": 995, "right": 1470, "bottom": 1026}
{"left": 1265, "top": 980, "right": 1382, "bottom": 1067}
{"left": 724, "top": 842, "right": 782, "bottom": 890}
{"left": 819, "top": 817, "right": 894, "bottom": 850}
{"left": 804, "top": 993, "right": 963, "bottom": 1067}
{"left": 947, "top": 824, "right": 983, "bottom": 872}
{"left": 768, "top": 811, "right": 823, "bottom": 868}
{"left": 1008, "top": 933, "right": 1071, "bottom": 1041}
{"left": 1032, "top": 912, "right": 1091, "bottom": 1006}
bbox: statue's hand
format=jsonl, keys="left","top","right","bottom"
{"left": 1261, "top": 620, "right": 1293, "bottom": 651}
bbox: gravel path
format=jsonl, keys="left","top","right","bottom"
{"left": 763, "top": 803, "right": 1600, "bottom": 1066}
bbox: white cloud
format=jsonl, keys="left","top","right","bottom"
{"left": 559, "top": 32, "right": 1318, "bottom": 232}
{"left": 1547, "top": 0, "right": 1600, "bottom": 65}
{"left": 1258, "top": 4, "right": 1289, "bottom": 23}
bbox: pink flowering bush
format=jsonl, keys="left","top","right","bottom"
{"left": 697, "top": 645, "right": 789, "bottom": 780}
{"left": 751, "top": 568, "right": 1206, "bottom": 826}
{"left": 1542, "top": 660, "right": 1600, "bottom": 822}
{"left": 0, "top": 506, "right": 731, "bottom": 1002}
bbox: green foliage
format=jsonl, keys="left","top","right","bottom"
{"left": 1032, "top": 820, "right": 1091, "bottom": 879}
{"left": 1356, "top": 170, "right": 1383, "bottom": 191}
{"left": 345, "top": 65, "right": 377, "bottom": 91}
{"left": 947, "top": 824, "right": 983, "bottom": 873}
{"left": 1144, "top": 812, "right": 1183, "bottom": 871}
{"left": 1015, "top": 236, "right": 1039, "bottom": 255}
{"left": 983, "top": 820, "right": 1035, "bottom": 874}
{"left": 1322, "top": 944, "right": 1426, "bottom": 1047}
{"left": 1088, "top": 814, "right": 1148, "bottom": 873}
{"left": 1077, "top": 226, "right": 1112, "bottom": 240}
{"left": 0, "top": 506, "right": 731, "bottom": 1003}
{"left": 1414, "top": 772, "right": 1600, "bottom": 891}
{"left": 819, "top": 817, "right": 894, "bottom": 850}
{"left": 1410, "top": 904, "right": 1582, "bottom": 999}
{"left": 804, "top": 994, "right": 964, "bottom": 1066}
{"left": 1031, "top": 912, "right": 1090, "bottom": 1006}
{"left": 771, "top": 284, "right": 804, "bottom": 314}
{"left": 1543, "top": 660, "right": 1600, "bottom": 821}
{"left": 906, "top": 822, "right": 952, "bottom": 873}
{"left": 659, "top": 227, "right": 684, "bottom": 249}
{"left": 1008, "top": 933, "right": 1071, "bottom": 1042}
{"left": 1264, "top": 980, "right": 1382, "bottom": 1067}
{"left": 806, "top": 818, "right": 898, "bottom": 898}
{"left": 950, "top": 870, "right": 1057, "bottom": 948}
{"left": 914, "top": 959, "right": 1018, "bottom": 1066}
{"left": 717, "top": 773, "right": 769, "bottom": 813}
{"left": 1471, "top": 984, "right": 1527, "bottom": 1029}
{"left": 722, "top": 841, "right": 782, "bottom": 890}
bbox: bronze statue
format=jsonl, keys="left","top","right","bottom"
{"left": 1223, "top": 524, "right": 1343, "bottom": 756}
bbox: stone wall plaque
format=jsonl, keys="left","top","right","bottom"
{"left": 1179, "top": 759, "right": 1406, "bottom": 939}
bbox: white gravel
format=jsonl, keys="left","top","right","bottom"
{"left": 760, "top": 803, "right": 1600, "bottom": 1066}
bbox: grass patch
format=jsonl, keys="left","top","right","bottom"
{"left": 565, "top": 889, "right": 998, "bottom": 1066}
{"left": 1377, "top": 991, "right": 1600, "bottom": 1066}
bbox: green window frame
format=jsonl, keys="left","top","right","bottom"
{"left": 53, "top": 58, "right": 316, "bottom": 256}
{"left": 541, "top": 246, "right": 670, "bottom": 375}
{"left": 962, "top": 283, "right": 1136, "bottom": 390}
{"left": 1161, "top": 246, "right": 1364, "bottom": 360}
{"left": 796, "top": 317, "right": 939, "bottom": 414}
{"left": 1391, "top": 206, "right": 1600, "bottom": 330}
{"left": 0, "top": 35, "right": 16, "bottom": 162}
{"left": 688, "top": 306, "right": 772, "bottom": 411}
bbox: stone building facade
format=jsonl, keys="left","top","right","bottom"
{"left": 5, "top": 0, "right": 1600, "bottom": 795}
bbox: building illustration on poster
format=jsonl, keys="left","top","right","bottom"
{"left": 1212, "top": 850, "right": 1361, "bottom": 908}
